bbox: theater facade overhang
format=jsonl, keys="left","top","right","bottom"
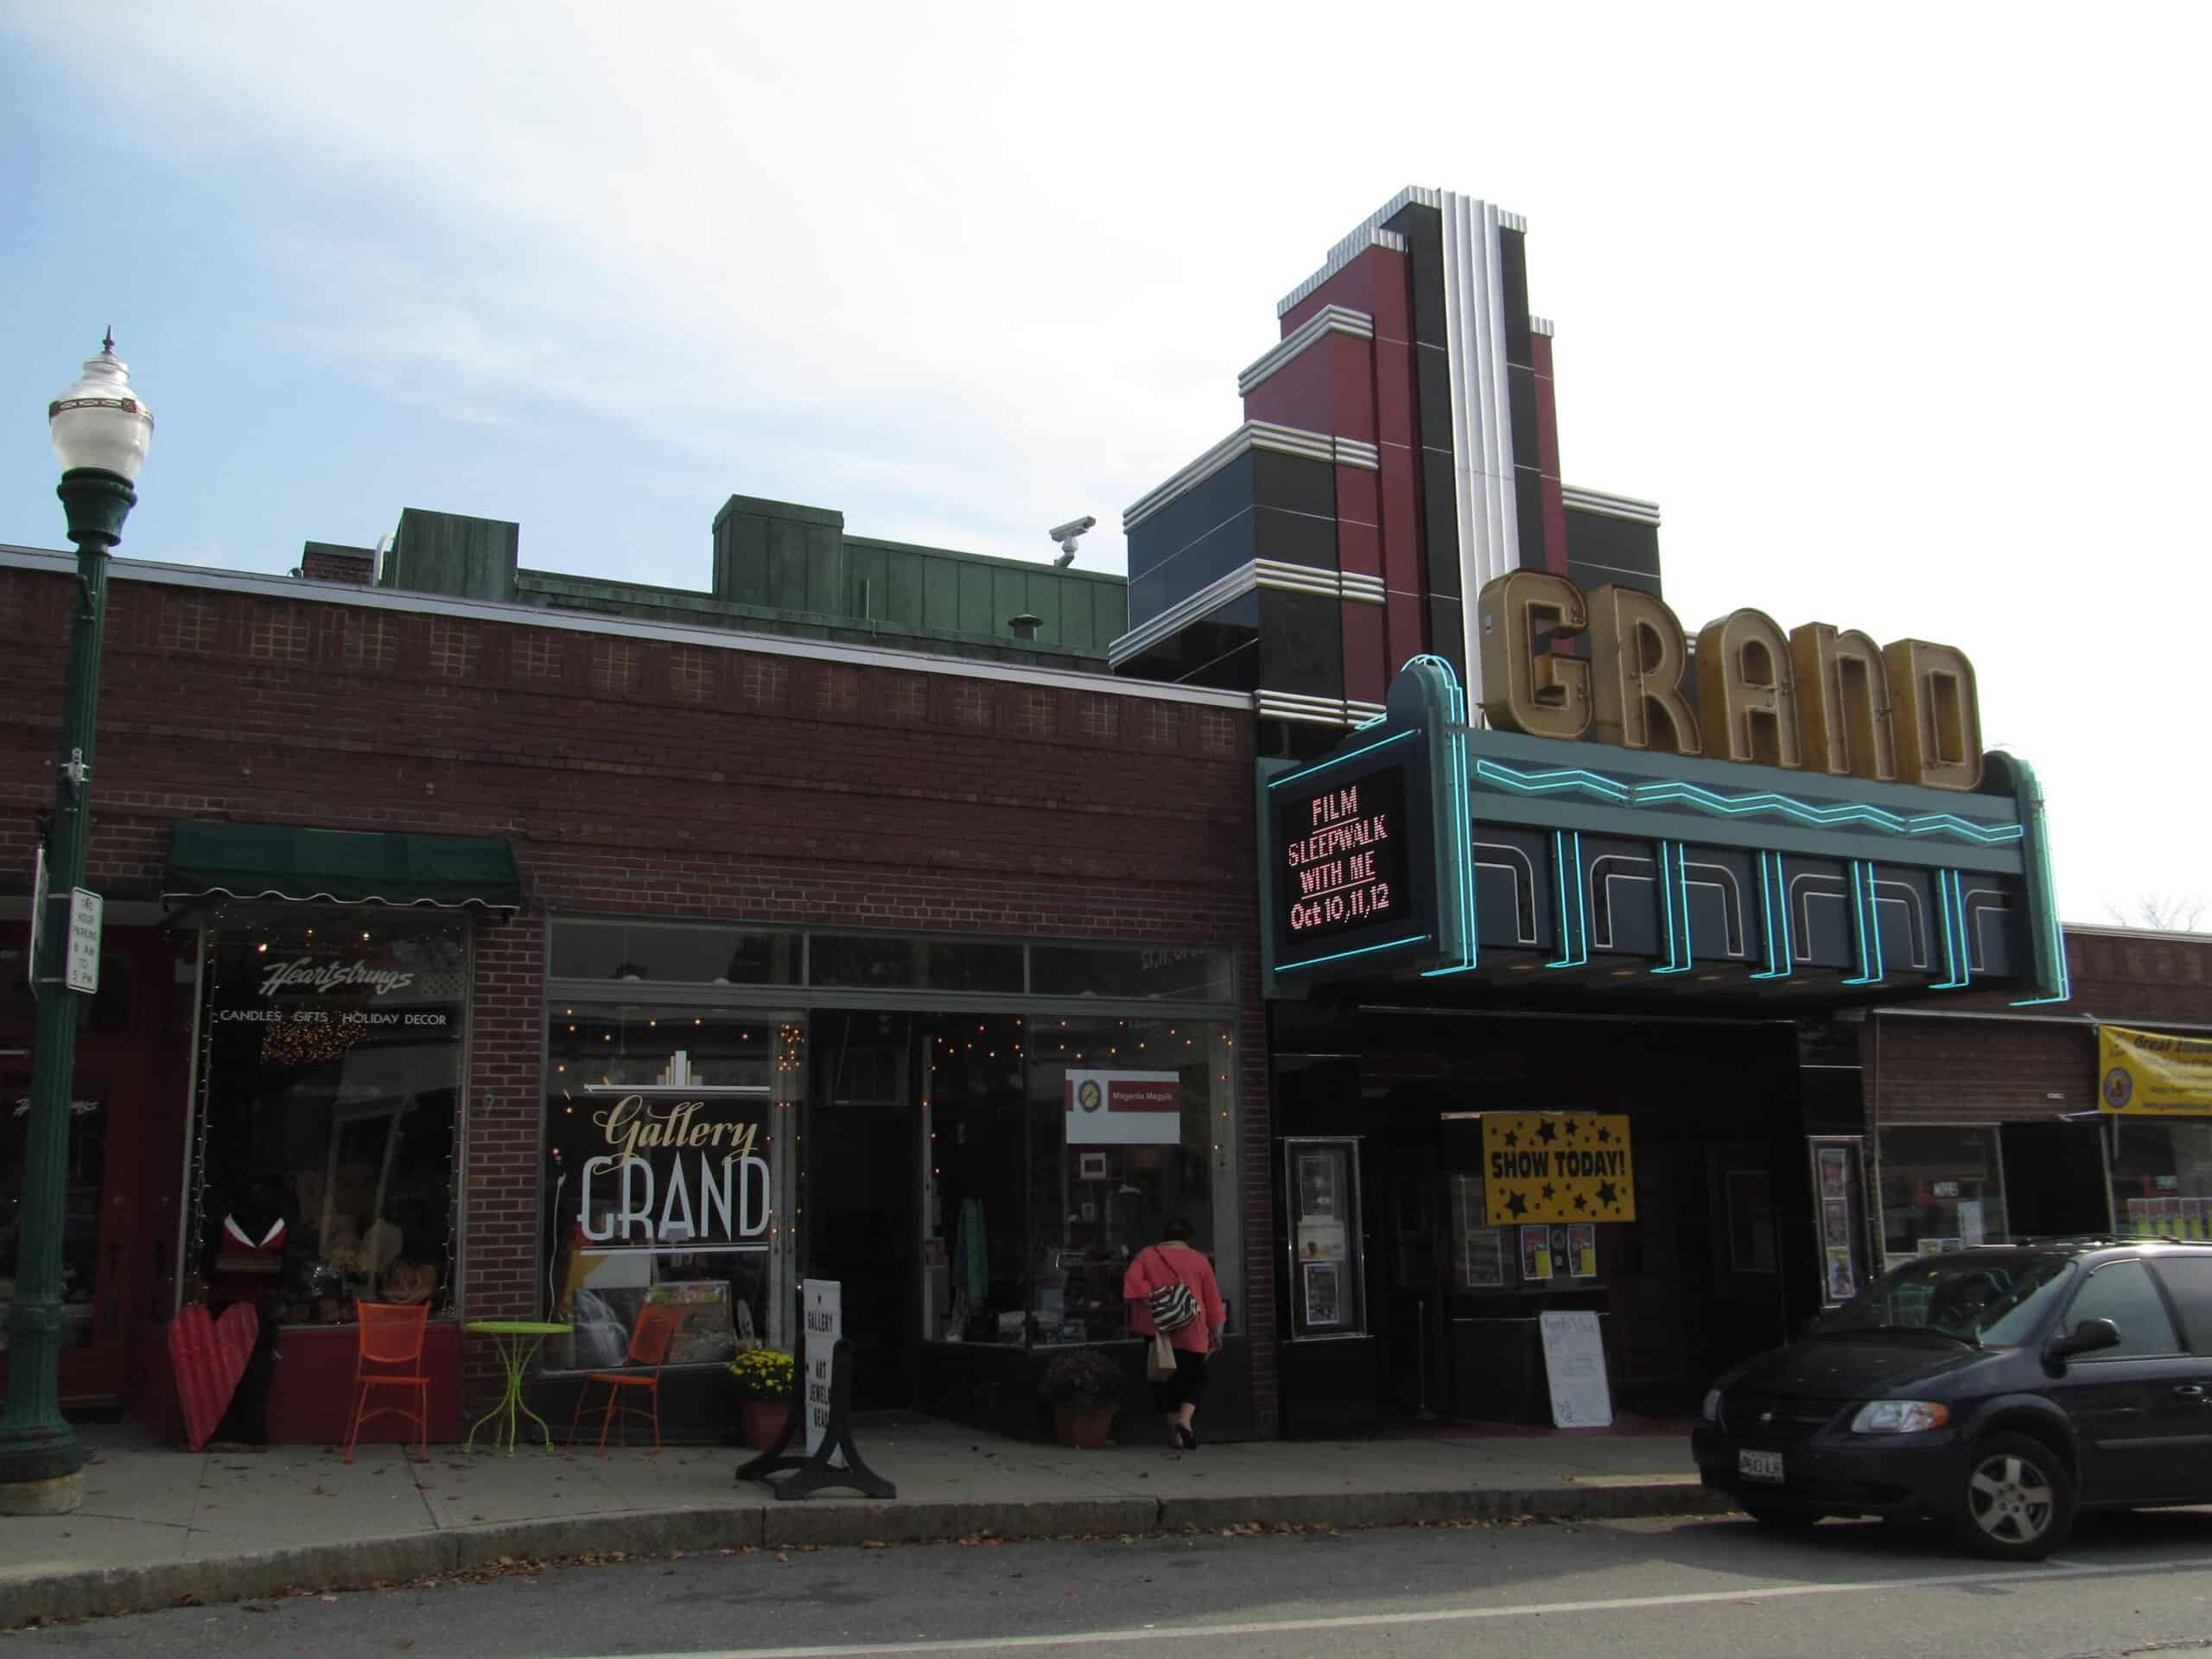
{"left": 1258, "top": 655, "right": 2066, "bottom": 1007}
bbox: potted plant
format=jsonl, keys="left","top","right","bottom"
{"left": 1039, "top": 1349, "right": 1123, "bottom": 1449}
{"left": 728, "top": 1348, "right": 797, "bottom": 1448}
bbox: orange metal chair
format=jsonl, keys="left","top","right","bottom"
{"left": 568, "top": 1303, "right": 683, "bottom": 1455}
{"left": 343, "top": 1301, "right": 430, "bottom": 1464}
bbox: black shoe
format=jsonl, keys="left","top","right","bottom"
{"left": 1176, "top": 1425, "right": 1198, "bottom": 1451}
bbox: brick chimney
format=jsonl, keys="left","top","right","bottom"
{"left": 299, "top": 542, "right": 375, "bottom": 584}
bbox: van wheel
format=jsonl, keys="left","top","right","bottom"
{"left": 1740, "top": 1497, "right": 1820, "bottom": 1529}
{"left": 1953, "top": 1433, "right": 2075, "bottom": 1560}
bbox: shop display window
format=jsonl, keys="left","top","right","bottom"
{"left": 1022, "top": 1017, "right": 1236, "bottom": 1345}
{"left": 810, "top": 936, "right": 1023, "bottom": 995}
{"left": 550, "top": 921, "right": 799, "bottom": 986}
{"left": 2111, "top": 1119, "right": 2212, "bottom": 1239}
{"left": 0, "top": 1070, "right": 105, "bottom": 1356}
{"left": 188, "top": 909, "right": 467, "bottom": 1325}
{"left": 541, "top": 1006, "right": 802, "bottom": 1371}
{"left": 1877, "top": 1125, "right": 2010, "bottom": 1268}
{"left": 1028, "top": 944, "right": 1232, "bottom": 1002}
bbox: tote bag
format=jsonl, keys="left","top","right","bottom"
{"left": 1143, "top": 1249, "right": 1202, "bottom": 1333}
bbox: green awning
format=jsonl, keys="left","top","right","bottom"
{"left": 162, "top": 822, "right": 524, "bottom": 911}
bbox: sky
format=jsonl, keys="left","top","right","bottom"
{"left": 2, "top": 3, "right": 2206, "bottom": 930}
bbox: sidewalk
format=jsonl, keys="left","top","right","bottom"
{"left": 0, "top": 1419, "right": 1726, "bottom": 1629}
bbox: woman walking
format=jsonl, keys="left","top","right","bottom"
{"left": 1124, "top": 1218, "right": 1225, "bottom": 1450}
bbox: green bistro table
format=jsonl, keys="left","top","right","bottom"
{"left": 464, "top": 1320, "right": 574, "bottom": 1455}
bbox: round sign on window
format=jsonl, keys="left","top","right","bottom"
{"left": 2102, "top": 1066, "right": 2133, "bottom": 1110}
{"left": 1077, "top": 1079, "right": 1103, "bottom": 1113}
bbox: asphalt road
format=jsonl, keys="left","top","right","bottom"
{"left": 11, "top": 1507, "right": 2212, "bottom": 1659}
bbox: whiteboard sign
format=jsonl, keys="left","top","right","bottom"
{"left": 802, "top": 1277, "right": 844, "bottom": 1465}
{"left": 65, "top": 888, "right": 102, "bottom": 995}
{"left": 1539, "top": 1311, "right": 1613, "bottom": 1427}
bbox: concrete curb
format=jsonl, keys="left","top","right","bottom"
{"left": 0, "top": 1480, "right": 1732, "bottom": 1630}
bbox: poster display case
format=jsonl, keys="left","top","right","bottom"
{"left": 1283, "top": 1136, "right": 1365, "bottom": 1339}
{"left": 1810, "top": 1135, "right": 1872, "bottom": 1306}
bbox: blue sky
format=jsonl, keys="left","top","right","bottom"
{"left": 3, "top": 3, "right": 2208, "bottom": 926}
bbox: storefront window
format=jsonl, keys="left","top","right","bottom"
{"left": 1024, "top": 1016, "right": 1236, "bottom": 1344}
{"left": 542, "top": 1006, "right": 803, "bottom": 1370}
{"left": 1878, "top": 1125, "right": 2010, "bottom": 1268}
{"left": 1029, "top": 944, "right": 1232, "bottom": 1002}
{"left": 189, "top": 909, "right": 467, "bottom": 1325}
{"left": 550, "top": 921, "right": 799, "bottom": 986}
{"left": 0, "top": 1069, "right": 106, "bottom": 1356}
{"left": 2111, "top": 1119, "right": 2212, "bottom": 1238}
{"left": 810, "top": 936, "right": 1023, "bottom": 994}
{"left": 540, "top": 924, "right": 1242, "bottom": 1394}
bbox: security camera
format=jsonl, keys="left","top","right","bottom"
{"left": 1049, "top": 515, "right": 1096, "bottom": 568}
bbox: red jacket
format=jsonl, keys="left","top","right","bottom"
{"left": 1123, "top": 1243, "right": 1225, "bottom": 1354}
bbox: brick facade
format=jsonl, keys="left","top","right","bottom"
{"left": 1873, "top": 931, "right": 2212, "bottom": 1127}
{"left": 0, "top": 561, "right": 1276, "bottom": 1426}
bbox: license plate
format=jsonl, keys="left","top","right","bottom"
{"left": 1738, "top": 1449, "right": 1784, "bottom": 1483}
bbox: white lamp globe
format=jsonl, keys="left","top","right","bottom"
{"left": 48, "top": 334, "right": 153, "bottom": 482}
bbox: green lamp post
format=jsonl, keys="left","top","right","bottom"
{"left": 0, "top": 337, "right": 151, "bottom": 1516}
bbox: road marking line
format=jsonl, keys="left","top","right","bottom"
{"left": 579, "top": 1553, "right": 2212, "bottom": 1659}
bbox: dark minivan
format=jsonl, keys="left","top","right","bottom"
{"left": 1693, "top": 1240, "right": 2212, "bottom": 1558}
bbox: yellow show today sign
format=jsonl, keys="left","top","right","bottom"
{"left": 1481, "top": 1112, "right": 1636, "bottom": 1225}
{"left": 2100, "top": 1025, "right": 2212, "bottom": 1116}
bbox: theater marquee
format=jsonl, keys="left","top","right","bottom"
{"left": 1260, "top": 629, "right": 2066, "bottom": 1006}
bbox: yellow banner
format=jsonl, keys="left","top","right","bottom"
{"left": 2100, "top": 1026, "right": 2212, "bottom": 1116}
{"left": 1481, "top": 1113, "right": 1635, "bottom": 1224}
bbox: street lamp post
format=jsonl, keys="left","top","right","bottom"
{"left": 0, "top": 337, "right": 151, "bottom": 1516}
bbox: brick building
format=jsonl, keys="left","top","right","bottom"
{"left": 6, "top": 181, "right": 2193, "bottom": 1455}
{"left": 1866, "top": 928, "right": 2212, "bottom": 1262}
{"left": 0, "top": 513, "right": 1273, "bottom": 1444}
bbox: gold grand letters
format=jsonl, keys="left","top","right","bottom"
{"left": 1476, "top": 570, "right": 1591, "bottom": 740}
{"left": 1475, "top": 575, "right": 1984, "bottom": 791}
{"left": 1694, "top": 608, "right": 1800, "bottom": 768}
{"left": 1883, "top": 639, "right": 1984, "bottom": 791}
{"left": 1791, "top": 623, "right": 1897, "bottom": 783}
{"left": 1587, "top": 584, "right": 1702, "bottom": 757}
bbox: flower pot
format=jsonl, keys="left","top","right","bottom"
{"left": 742, "top": 1399, "right": 791, "bottom": 1450}
{"left": 1052, "top": 1405, "right": 1115, "bottom": 1450}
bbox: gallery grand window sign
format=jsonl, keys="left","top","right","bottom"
{"left": 572, "top": 1084, "right": 772, "bottom": 1249}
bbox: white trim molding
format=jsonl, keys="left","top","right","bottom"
{"left": 1560, "top": 486, "right": 1662, "bottom": 526}
{"left": 1237, "top": 305, "right": 1376, "bottom": 397}
{"left": 0, "top": 543, "right": 1253, "bottom": 711}
{"left": 1277, "top": 226, "right": 1411, "bottom": 319}
{"left": 1439, "top": 192, "right": 1523, "bottom": 678}
{"left": 1530, "top": 316, "right": 1555, "bottom": 338}
{"left": 1108, "top": 558, "right": 1385, "bottom": 668}
{"left": 1123, "top": 422, "right": 1379, "bottom": 534}
{"left": 1258, "top": 690, "right": 1389, "bottom": 730}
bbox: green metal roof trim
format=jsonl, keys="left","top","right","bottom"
{"left": 162, "top": 822, "right": 524, "bottom": 911}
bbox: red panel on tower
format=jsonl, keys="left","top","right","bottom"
{"left": 1373, "top": 335, "right": 1415, "bottom": 451}
{"left": 1376, "top": 445, "right": 1422, "bottom": 597}
{"left": 1279, "top": 245, "right": 1408, "bottom": 339}
{"left": 1335, "top": 467, "right": 1380, "bottom": 550}
{"left": 1243, "top": 333, "right": 1376, "bottom": 442}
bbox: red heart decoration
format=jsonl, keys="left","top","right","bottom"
{"left": 168, "top": 1302, "right": 259, "bottom": 1451}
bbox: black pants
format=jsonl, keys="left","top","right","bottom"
{"left": 1151, "top": 1346, "right": 1209, "bottom": 1413}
